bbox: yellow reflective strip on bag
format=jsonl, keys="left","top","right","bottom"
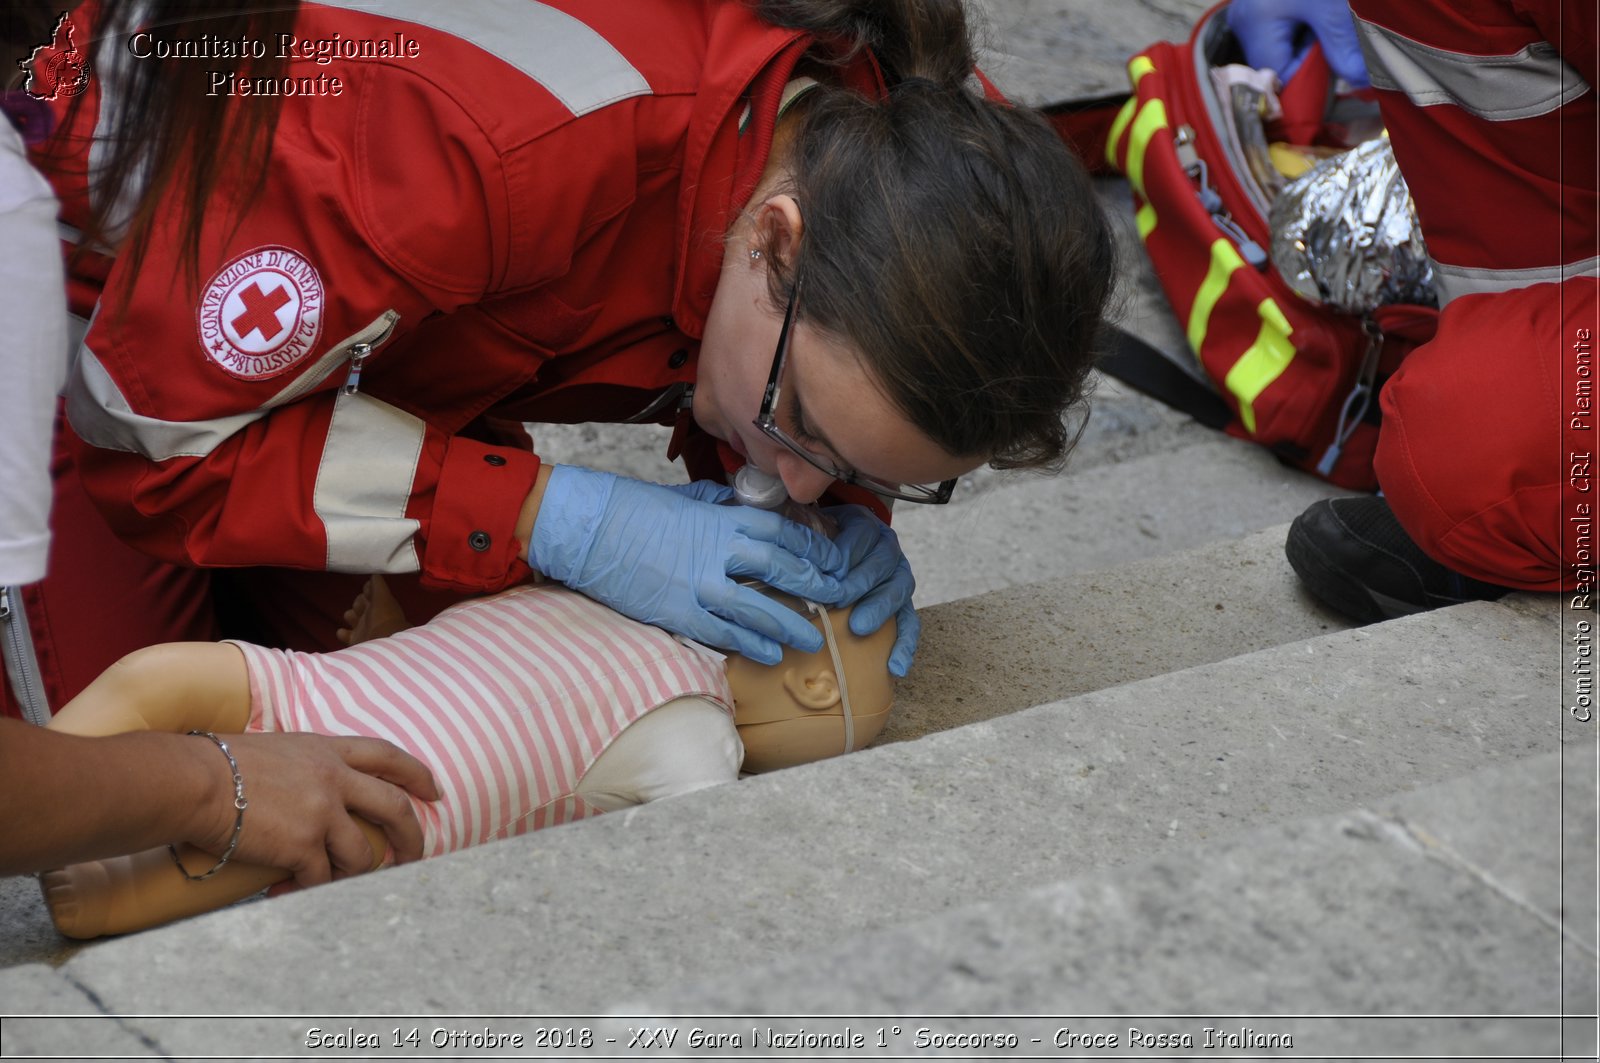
{"left": 1105, "top": 93, "right": 1140, "bottom": 170}
{"left": 1129, "top": 55, "right": 1155, "bottom": 85}
{"left": 1135, "top": 203, "right": 1158, "bottom": 239}
{"left": 1124, "top": 99, "right": 1168, "bottom": 197}
{"left": 1187, "top": 239, "right": 1247, "bottom": 353}
{"left": 1224, "top": 298, "right": 1296, "bottom": 435}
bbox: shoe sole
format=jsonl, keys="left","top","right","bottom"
{"left": 1285, "top": 514, "right": 1429, "bottom": 625}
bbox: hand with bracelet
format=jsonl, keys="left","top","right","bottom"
{"left": 0, "top": 718, "right": 438, "bottom": 882}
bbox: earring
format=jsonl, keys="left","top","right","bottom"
{"left": 749, "top": 248, "right": 763, "bottom": 261}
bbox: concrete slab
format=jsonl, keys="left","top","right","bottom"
{"left": 885, "top": 522, "right": 1357, "bottom": 744}
{"left": 972, "top": 0, "right": 1212, "bottom": 104}
{"left": 896, "top": 437, "right": 1350, "bottom": 608}
{"left": 0, "top": 964, "right": 157, "bottom": 1059}
{"left": 40, "top": 599, "right": 1561, "bottom": 1015}
{"left": 0, "top": 963, "right": 100, "bottom": 1013}
{"left": 640, "top": 750, "right": 1595, "bottom": 1048}
{"left": 0, "top": 875, "right": 81, "bottom": 972}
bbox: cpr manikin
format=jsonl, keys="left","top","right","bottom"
{"left": 39, "top": 571, "right": 895, "bottom": 939}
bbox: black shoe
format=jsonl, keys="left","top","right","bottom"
{"left": 1285, "top": 496, "right": 1512, "bottom": 624}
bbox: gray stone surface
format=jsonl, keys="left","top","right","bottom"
{"left": 640, "top": 750, "right": 1595, "bottom": 1045}
{"left": 972, "top": 0, "right": 1211, "bottom": 103}
{"left": 894, "top": 438, "right": 1350, "bottom": 608}
{"left": 0, "top": 965, "right": 156, "bottom": 1059}
{"left": 0, "top": 963, "right": 99, "bottom": 1013}
{"left": 0, "top": 875, "right": 80, "bottom": 972}
{"left": 885, "top": 522, "right": 1358, "bottom": 743}
{"left": 28, "top": 599, "right": 1564, "bottom": 1015}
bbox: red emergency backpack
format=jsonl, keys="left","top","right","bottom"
{"left": 1053, "top": 1, "right": 1438, "bottom": 490}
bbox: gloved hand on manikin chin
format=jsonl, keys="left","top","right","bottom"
{"left": 1226, "top": 0, "right": 1371, "bottom": 87}
{"left": 527, "top": 466, "right": 847, "bottom": 665}
{"left": 821, "top": 503, "right": 920, "bottom": 678}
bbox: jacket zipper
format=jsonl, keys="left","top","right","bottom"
{"left": 0, "top": 587, "right": 50, "bottom": 726}
{"left": 343, "top": 342, "right": 373, "bottom": 395}
{"left": 271, "top": 311, "right": 400, "bottom": 407}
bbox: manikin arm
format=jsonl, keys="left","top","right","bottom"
{"left": 47, "top": 642, "right": 254, "bottom": 738}
{"left": 41, "top": 643, "right": 392, "bottom": 939}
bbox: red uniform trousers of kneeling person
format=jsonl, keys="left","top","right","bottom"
{"left": 1349, "top": 0, "right": 1597, "bottom": 591}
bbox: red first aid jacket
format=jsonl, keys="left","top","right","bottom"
{"left": 42, "top": 0, "right": 886, "bottom": 593}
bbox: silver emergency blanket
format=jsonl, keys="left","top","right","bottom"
{"left": 1268, "top": 136, "right": 1437, "bottom": 313}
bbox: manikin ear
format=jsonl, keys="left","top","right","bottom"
{"left": 781, "top": 665, "right": 841, "bottom": 711}
{"left": 748, "top": 193, "right": 804, "bottom": 267}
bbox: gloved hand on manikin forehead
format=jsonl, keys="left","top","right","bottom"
{"left": 1226, "top": 0, "right": 1371, "bottom": 87}
{"left": 527, "top": 467, "right": 847, "bottom": 665}
{"left": 818, "top": 503, "right": 920, "bottom": 678}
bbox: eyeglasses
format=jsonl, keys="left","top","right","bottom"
{"left": 752, "top": 277, "right": 958, "bottom": 505}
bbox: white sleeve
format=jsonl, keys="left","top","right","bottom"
{"left": 0, "top": 119, "right": 67, "bottom": 584}
{"left": 576, "top": 696, "right": 743, "bottom": 811}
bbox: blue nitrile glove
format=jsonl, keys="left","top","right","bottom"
{"left": 528, "top": 467, "right": 846, "bottom": 665}
{"left": 818, "top": 504, "right": 920, "bottom": 678}
{"left": 1226, "top": 0, "right": 1370, "bottom": 87}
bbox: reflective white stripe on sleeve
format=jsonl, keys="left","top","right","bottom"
{"left": 67, "top": 343, "right": 265, "bottom": 458}
{"left": 65, "top": 312, "right": 399, "bottom": 461}
{"left": 311, "top": 0, "right": 651, "bottom": 116}
{"left": 1432, "top": 254, "right": 1600, "bottom": 305}
{"left": 1355, "top": 16, "right": 1591, "bottom": 122}
{"left": 313, "top": 391, "right": 424, "bottom": 573}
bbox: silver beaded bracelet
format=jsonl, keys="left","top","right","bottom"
{"left": 168, "top": 731, "right": 249, "bottom": 881}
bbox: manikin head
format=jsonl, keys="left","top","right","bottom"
{"left": 724, "top": 586, "right": 896, "bottom": 773}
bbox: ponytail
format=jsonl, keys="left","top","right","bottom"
{"left": 755, "top": 0, "right": 973, "bottom": 86}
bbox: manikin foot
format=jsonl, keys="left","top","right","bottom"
{"left": 337, "top": 574, "right": 412, "bottom": 646}
{"left": 40, "top": 845, "right": 259, "bottom": 940}
{"left": 40, "top": 856, "right": 140, "bottom": 940}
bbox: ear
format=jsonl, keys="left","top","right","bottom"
{"left": 781, "top": 665, "right": 840, "bottom": 710}
{"left": 748, "top": 193, "right": 804, "bottom": 266}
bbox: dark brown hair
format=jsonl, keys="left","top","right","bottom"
{"left": 11, "top": 1, "right": 297, "bottom": 288}
{"left": 754, "top": 0, "right": 1115, "bottom": 471}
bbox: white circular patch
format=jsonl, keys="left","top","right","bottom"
{"left": 196, "top": 245, "right": 325, "bottom": 381}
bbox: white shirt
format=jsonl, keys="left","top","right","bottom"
{"left": 0, "top": 115, "right": 66, "bottom": 583}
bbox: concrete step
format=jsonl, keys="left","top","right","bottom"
{"left": 884, "top": 521, "right": 1356, "bottom": 745}
{"left": 0, "top": 594, "right": 1562, "bottom": 1017}
{"left": 639, "top": 746, "right": 1596, "bottom": 1047}
{"left": 971, "top": 0, "right": 1214, "bottom": 105}
{"left": 895, "top": 436, "right": 1350, "bottom": 608}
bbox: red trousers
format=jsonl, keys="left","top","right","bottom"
{"left": 1377, "top": 279, "right": 1596, "bottom": 591}
{"left": 1353, "top": 0, "right": 1598, "bottom": 590}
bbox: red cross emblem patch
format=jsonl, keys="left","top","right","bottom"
{"left": 197, "top": 245, "right": 325, "bottom": 380}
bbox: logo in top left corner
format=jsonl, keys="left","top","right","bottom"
{"left": 19, "top": 13, "right": 91, "bottom": 101}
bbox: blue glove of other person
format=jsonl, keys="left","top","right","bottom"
{"left": 820, "top": 504, "right": 920, "bottom": 678}
{"left": 1226, "top": 0, "right": 1370, "bottom": 87}
{"left": 528, "top": 467, "right": 846, "bottom": 665}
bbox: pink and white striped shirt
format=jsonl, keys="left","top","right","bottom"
{"left": 233, "top": 584, "right": 735, "bottom": 858}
